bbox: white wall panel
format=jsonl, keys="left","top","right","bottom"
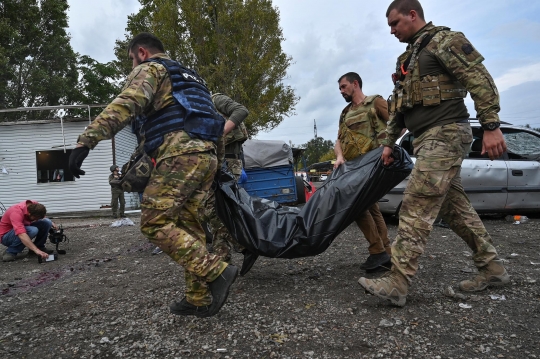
{"left": 114, "top": 127, "right": 140, "bottom": 208}
{"left": 0, "top": 120, "right": 137, "bottom": 214}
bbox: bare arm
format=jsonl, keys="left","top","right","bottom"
{"left": 334, "top": 140, "right": 345, "bottom": 169}
{"left": 18, "top": 233, "right": 48, "bottom": 259}
{"left": 223, "top": 120, "right": 237, "bottom": 136}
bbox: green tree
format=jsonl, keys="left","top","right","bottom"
{"left": 73, "top": 55, "right": 123, "bottom": 117}
{"left": 319, "top": 149, "right": 336, "bottom": 162}
{"left": 0, "top": 0, "right": 79, "bottom": 121}
{"left": 114, "top": 0, "right": 299, "bottom": 137}
{"left": 301, "top": 137, "right": 334, "bottom": 167}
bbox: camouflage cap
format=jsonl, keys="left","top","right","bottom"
{"left": 110, "top": 165, "right": 119, "bottom": 172}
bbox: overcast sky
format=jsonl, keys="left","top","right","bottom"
{"left": 67, "top": 0, "right": 540, "bottom": 145}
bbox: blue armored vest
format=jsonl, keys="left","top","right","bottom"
{"left": 133, "top": 58, "right": 224, "bottom": 154}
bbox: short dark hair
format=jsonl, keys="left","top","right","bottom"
{"left": 127, "top": 32, "right": 165, "bottom": 57}
{"left": 27, "top": 203, "right": 46, "bottom": 219}
{"left": 338, "top": 72, "right": 363, "bottom": 89}
{"left": 386, "top": 0, "right": 425, "bottom": 21}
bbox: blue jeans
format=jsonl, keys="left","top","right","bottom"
{"left": 1, "top": 218, "right": 53, "bottom": 255}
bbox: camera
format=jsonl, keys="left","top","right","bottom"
{"left": 48, "top": 225, "right": 68, "bottom": 255}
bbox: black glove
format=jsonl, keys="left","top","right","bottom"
{"left": 69, "top": 146, "right": 90, "bottom": 178}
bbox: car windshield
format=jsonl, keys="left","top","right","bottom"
{"left": 503, "top": 130, "right": 540, "bottom": 160}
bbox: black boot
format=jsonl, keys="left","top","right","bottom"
{"left": 207, "top": 265, "right": 239, "bottom": 316}
{"left": 360, "top": 252, "right": 391, "bottom": 271}
{"left": 170, "top": 298, "right": 210, "bottom": 317}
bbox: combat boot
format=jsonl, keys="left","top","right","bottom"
{"left": 208, "top": 264, "right": 239, "bottom": 316}
{"left": 459, "top": 259, "right": 510, "bottom": 292}
{"left": 169, "top": 298, "right": 210, "bottom": 317}
{"left": 358, "top": 270, "right": 409, "bottom": 307}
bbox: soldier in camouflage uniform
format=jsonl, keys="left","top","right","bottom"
{"left": 203, "top": 93, "right": 249, "bottom": 261}
{"left": 68, "top": 33, "right": 238, "bottom": 317}
{"left": 334, "top": 72, "right": 392, "bottom": 271}
{"left": 358, "top": 0, "right": 510, "bottom": 307}
{"left": 109, "top": 165, "right": 125, "bottom": 218}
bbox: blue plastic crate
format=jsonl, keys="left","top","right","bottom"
{"left": 244, "top": 165, "right": 297, "bottom": 204}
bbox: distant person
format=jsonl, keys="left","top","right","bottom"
{"left": 52, "top": 169, "right": 64, "bottom": 182}
{"left": 203, "top": 93, "right": 249, "bottom": 262}
{"left": 334, "top": 72, "right": 392, "bottom": 272}
{"left": 358, "top": 0, "right": 509, "bottom": 307}
{"left": 68, "top": 32, "right": 238, "bottom": 317}
{"left": 109, "top": 165, "right": 125, "bottom": 218}
{"left": 0, "top": 200, "right": 54, "bottom": 262}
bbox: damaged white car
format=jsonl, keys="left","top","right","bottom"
{"left": 379, "top": 119, "right": 540, "bottom": 215}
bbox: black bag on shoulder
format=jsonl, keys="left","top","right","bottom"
{"left": 110, "top": 147, "right": 154, "bottom": 193}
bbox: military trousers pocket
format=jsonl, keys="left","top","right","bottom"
{"left": 404, "top": 166, "right": 460, "bottom": 198}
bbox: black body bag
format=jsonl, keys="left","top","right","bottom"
{"left": 215, "top": 146, "right": 413, "bottom": 272}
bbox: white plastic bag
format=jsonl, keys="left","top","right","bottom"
{"left": 110, "top": 218, "right": 135, "bottom": 227}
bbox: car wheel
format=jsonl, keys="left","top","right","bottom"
{"left": 295, "top": 176, "right": 307, "bottom": 204}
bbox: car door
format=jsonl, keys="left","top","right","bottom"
{"left": 396, "top": 129, "right": 509, "bottom": 213}
{"left": 502, "top": 128, "right": 540, "bottom": 211}
{"left": 461, "top": 135, "right": 508, "bottom": 211}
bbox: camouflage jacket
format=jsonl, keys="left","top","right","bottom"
{"left": 382, "top": 23, "right": 501, "bottom": 147}
{"left": 77, "top": 54, "right": 215, "bottom": 160}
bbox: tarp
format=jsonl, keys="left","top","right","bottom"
{"left": 243, "top": 139, "right": 293, "bottom": 169}
{"left": 215, "top": 146, "right": 413, "bottom": 264}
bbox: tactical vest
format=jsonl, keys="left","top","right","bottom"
{"left": 211, "top": 93, "right": 249, "bottom": 154}
{"left": 134, "top": 58, "right": 225, "bottom": 154}
{"left": 338, "top": 95, "right": 383, "bottom": 161}
{"left": 389, "top": 26, "right": 467, "bottom": 114}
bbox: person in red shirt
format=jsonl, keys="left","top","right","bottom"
{"left": 0, "top": 200, "right": 55, "bottom": 262}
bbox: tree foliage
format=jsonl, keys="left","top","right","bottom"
{"left": 114, "top": 0, "right": 299, "bottom": 137}
{"left": 300, "top": 137, "right": 335, "bottom": 167}
{"left": 319, "top": 149, "right": 336, "bottom": 162}
{"left": 72, "top": 55, "right": 123, "bottom": 117}
{"left": 0, "top": 0, "right": 79, "bottom": 121}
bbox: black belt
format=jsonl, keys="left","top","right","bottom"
{"left": 456, "top": 119, "right": 469, "bottom": 124}
{"left": 225, "top": 154, "right": 239, "bottom": 159}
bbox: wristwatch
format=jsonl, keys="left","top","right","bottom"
{"left": 481, "top": 122, "right": 500, "bottom": 131}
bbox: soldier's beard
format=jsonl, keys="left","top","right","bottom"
{"left": 342, "top": 94, "right": 352, "bottom": 102}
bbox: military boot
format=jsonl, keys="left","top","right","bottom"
{"left": 358, "top": 270, "right": 409, "bottom": 307}
{"left": 458, "top": 259, "right": 510, "bottom": 292}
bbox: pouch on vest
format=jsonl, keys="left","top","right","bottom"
{"left": 339, "top": 125, "right": 374, "bottom": 161}
{"left": 112, "top": 149, "right": 155, "bottom": 193}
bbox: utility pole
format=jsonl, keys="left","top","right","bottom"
{"left": 314, "top": 119, "right": 317, "bottom": 138}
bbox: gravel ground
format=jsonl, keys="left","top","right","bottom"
{"left": 1, "top": 211, "right": 539, "bottom": 359}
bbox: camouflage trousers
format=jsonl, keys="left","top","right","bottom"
{"left": 392, "top": 123, "right": 498, "bottom": 282}
{"left": 203, "top": 158, "right": 243, "bottom": 261}
{"left": 110, "top": 188, "right": 125, "bottom": 217}
{"left": 140, "top": 151, "right": 228, "bottom": 306}
{"left": 355, "top": 202, "right": 391, "bottom": 255}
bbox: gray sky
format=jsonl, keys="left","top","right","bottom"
{"left": 67, "top": 0, "right": 540, "bottom": 145}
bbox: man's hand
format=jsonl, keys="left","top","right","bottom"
{"left": 482, "top": 128, "right": 507, "bottom": 160}
{"left": 36, "top": 249, "right": 50, "bottom": 260}
{"left": 381, "top": 146, "right": 394, "bottom": 166}
{"left": 69, "top": 145, "right": 90, "bottom": 178}
{"left": 333, "top": 155, "right": 345, "bottom": 169}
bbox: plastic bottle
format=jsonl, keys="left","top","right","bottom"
{"left": 505, "top": 215, "right": 529, "bottom": 224}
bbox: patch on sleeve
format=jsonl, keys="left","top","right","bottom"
{"left": 461, "top": 43, "right": 474, "bottom": 55}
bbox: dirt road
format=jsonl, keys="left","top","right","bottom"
{"left": 1, "top": 213, "right": 539, "bottom": 358}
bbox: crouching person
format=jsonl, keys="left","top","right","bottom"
{"left": 0, "top": 200, "right": 54, "bottom": 262}
{"left": 68, "top": 33, "right": 238, "bottom": 317}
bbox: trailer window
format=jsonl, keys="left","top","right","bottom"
{"left": 36, "top": 150, "right": 75, "bottom": 183}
